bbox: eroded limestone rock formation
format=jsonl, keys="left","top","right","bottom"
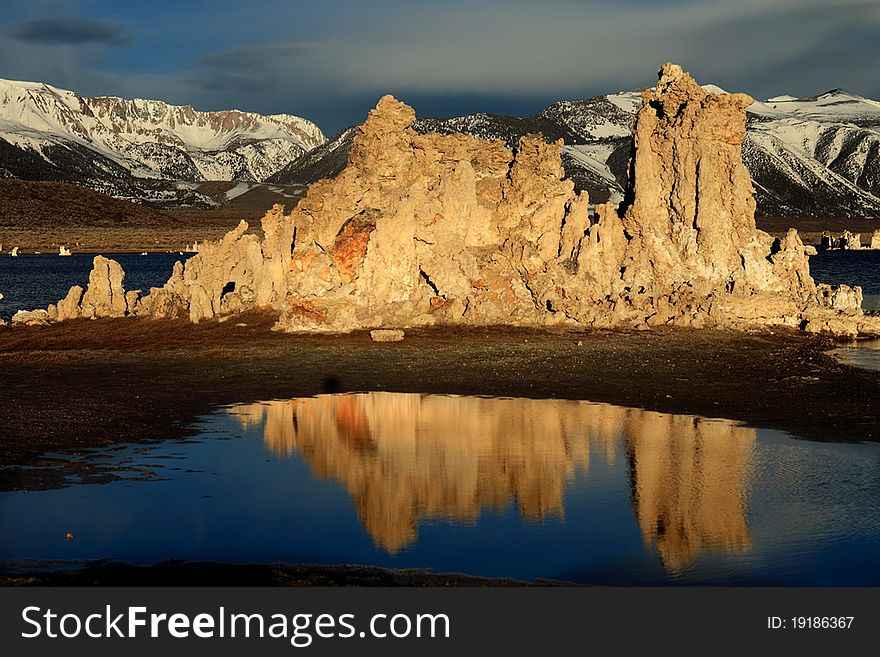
{"left": 132, "top": 209, "right": 292, "bottom": 323}
{"left": 277, "top": 97, "right": 570, "bottom": 330}
{"left": 871, "top": 230, "right": 880, "bottom": 250}
{"left": 43, "top": 255, "right": 131, "bottom": 321}
{"left": 26, "top": 63, "right": 880, "bottom": 337}
{"left": 12, "top": 309, "right": 50, "bottom": 326}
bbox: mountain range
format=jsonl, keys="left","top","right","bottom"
{"left": 273, "top": 87, "right": 880, "bottom": 219}
{"left": 0, "top": 77, "right": 325, "bottom": 207}
{"left": 2, "top": 76, "right": 880, "bottom": 219}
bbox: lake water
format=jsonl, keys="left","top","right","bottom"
{"left": 1, "top": 393, "right": 878, "bottom": 585}
{"left": 831, "top": 339, "right": 880, "bottom": 373}
{"left": 810, "top": 249, "right": 880, "bottom": 311}
{"left": 810, "top": 250, "right": 880, "bottom": 371}
{"left": 0, "top": 252, "right": 193, "bottom": 321}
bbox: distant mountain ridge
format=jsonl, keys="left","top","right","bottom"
{"left": 3, "top": 75, "right": 880, "bottom": 220}
{"left": 273, "top": 87, "right": 880, "bottom": 219}
{"left": 0, "top": 77, "right": 325, "bottom": 201}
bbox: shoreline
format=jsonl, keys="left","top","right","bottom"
{"left": 1, "top": 311, "right": 878, "bottom": 491}
{"left": 0, "top": 560, "right": 545, "bottom": 587}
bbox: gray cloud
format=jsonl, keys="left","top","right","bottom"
{"left": 180, "top": 0, "right": 880, "bottom": 126}
{"left": 0, "top": 0, "right": 876, "bottom": 134}
{"left": 14, "top": 18, "right": 129, "bottom": 46}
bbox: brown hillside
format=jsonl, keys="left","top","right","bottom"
{"left": 0, "top": 180, "right": 246, "bottom": 251}
{"left": 0, "top": 179, "right": 171, "bottom": 229}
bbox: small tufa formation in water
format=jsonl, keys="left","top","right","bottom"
{"left": 18, "top": 63, "right": 880, "bottom": 338}
{"left": 821, "top": 230, "right": 864, "bottom": 250}
{"left": 59, "top": 245, "right": 72, "bottom": 256}
{"left": 871, "top": 229, "right": 880, "bottom": 250}
{"left": 13, "top": 255, "right": 131, "bottom": 325}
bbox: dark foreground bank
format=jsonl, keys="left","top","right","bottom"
{"left": 1, "top": 311, "right": 878, "bottom": 492}
{"left": 1, "top": 561, "right": 541, "bottom": 587}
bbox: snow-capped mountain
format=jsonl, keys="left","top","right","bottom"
{"left": 4, "top": 74, "right": 879, "bottom": 220}
{"left": 272, "top": 87, "right": 880, "bottom": 219}
{"left": 745, "top": 90, "right": 880, "bottom": 217}
{"left": 0, "top": 77, "right": 325, "bottom": 192}
{"left": 269, "top": 90, "right": 641, "bottom": 205}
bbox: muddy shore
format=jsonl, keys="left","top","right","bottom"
{"left": 0, "top": 561, "right": 544, "bottom": 587}
{"left": 1, "top": 311, "right": 878, "bottom": 494}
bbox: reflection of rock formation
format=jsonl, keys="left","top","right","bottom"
{"left": 626, "top": 416, "right": 754, "bottom": 571}
{"left": 230, "top": 393, "right": 755, "bottom": 568}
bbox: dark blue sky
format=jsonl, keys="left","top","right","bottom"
{"left": 2, "top": 0, "right": 878, "bottom": 135}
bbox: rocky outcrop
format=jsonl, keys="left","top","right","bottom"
{"left": 871, "top": 230, "right": 880, "bottom": 250}
{"left": 370, "top": 329, "right": 405, "bottom": 342}
{"left": 81, "top": 256, "right": 127, "bottom": 318}
{"left": 821, "top": 230, "right": 866, "bottom": 250}
{"left": 132, "top": 207, "right": 293, "bottom": 322}
{"left": 816, "top": 283, "right": 863, "bottom": 313}
{"left": 270, "top": 63, "right": 873, "bottom": 336}
{"left": 23, "top": 63, "right": 880, "bottom": 338}
{"left": 12, "top": 309, "right": 50, "bottom": 326}
{"left": 41, "top": 256, "right": 132, "bottom": 321}
{"left": 55, "top": 285, "right": 84, "bottom": 321}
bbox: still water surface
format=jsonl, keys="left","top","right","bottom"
{"left": 810, "top": 249, "right": 880, "bottom": 310}
{"left": 811, "top": 250, "right": 880, "bottom": 371}
{"left": 1, "top": 393, "right": 877, "bottom": 585}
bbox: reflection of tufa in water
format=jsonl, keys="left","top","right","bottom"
{"left": 231, "top": 393, "right": 755, "bottom": 567}
{"left": 626, "top": 416, "right": 753, "bottom": 571}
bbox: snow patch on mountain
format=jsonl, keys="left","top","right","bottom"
{"left": 0, "top": 77, "right": 325, "bottom": 186}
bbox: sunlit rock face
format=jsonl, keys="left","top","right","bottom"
{"left": 614, "top": 65, "right": 816, "bottom": 330}
{"left": 278, "top": 96, "right": 582, "bottom": 330}
{"left": 35, "top": 63, "right": 880, "bottom": 336}
{"left": 230, "top": 393, "right": 755, "bottom": 567}
{"left": 40, "top": 256, "right": 130, "bottom": 322}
